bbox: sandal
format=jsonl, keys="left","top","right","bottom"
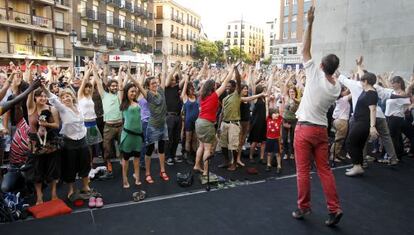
{"left": 88, "top": 197, "right": 96, "bottom": 208}
{"left": 160, "top": 171, "right": 170, "bottom": 181}
{"left": 145, "top": 175, "right": 154, "bottom": 184}
{"left": 95, "top": 197, "right": 104, "bottom": 208}
{"left": 132, "top": 190, "right": 147, "bottom": 202}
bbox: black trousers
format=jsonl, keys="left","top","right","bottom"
{"left": 282, "top": 119, "right": 297, "bottom": 156}
{"left": 166, "top": 114, "right": 182, "bottom": 159}
{"left": 387, "top": 116, "right": 405, "bottom": 158}
{"left": 347, "top": 120, "right": 370, "bottom": 165}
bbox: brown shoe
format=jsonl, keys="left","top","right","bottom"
{"left": 227, "top": 164, "right": 237, "bottom": 171}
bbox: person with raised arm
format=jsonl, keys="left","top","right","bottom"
{"left": 130, "top": 54, "right": 169, "bottom": 184}
{"left": 292, "top": 6, "right": 343, "bottom": 226}
{"left": 40, "top": 79, "right": 91, "bottom": 201}
{"left": 26, "top": 65, "right": 60, "bottom": 205}
{"left": 181, "top": 66, "right": 199, "bottom": 165}
{"left": 78, "top": 63, "right": 103, "bottom": 167}
{"left": 118, "top": 63, "right": 144, "bottom": 188}
{"left": 95, "top": 62, "right": 124, "bottom": 178}
{"left": 194, "top": 64, "right": 235, "bottom": 177}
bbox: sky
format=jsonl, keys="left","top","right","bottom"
{"left": 175, "top": 0, "right": 280, "bottom": 41}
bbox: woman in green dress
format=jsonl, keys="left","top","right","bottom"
{"left": 119, "top": 82, "right": 143, "bottom": 188}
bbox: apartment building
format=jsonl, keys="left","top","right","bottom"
{"left": 0, "top": 0, "right": 73, "bottom": 67}
{"left": 153, "top": 0, "right": 201, "bottom": 66}
{"left": 264, "top": 18, "right": 279, "bottom": 60}
{"left": 274, "top": 0, "right": 315, "bottom": 68}
{"left": 224, "top": 20, "right": 264, "bottom": 60}
{"left": 73, "top": 0, "right": 154, "bottom": 67}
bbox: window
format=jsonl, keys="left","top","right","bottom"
{"left": 234, "top": 39, "right": 238, "bottom": 45}
{"left": 227, "top": 39, "right": 230, "bottom": 45}
{"left": 284, "top": 17, "right": 289, "bottom": 23}
{"left": 284, "top": 0, "right": 289, "bottom": 7}
{"left": 107, "top": 32, "right": 113, "bottom": 42}
{"left": 241, "top": 39, "right": 244, "bottom": 45}
{"left": 155, "top": 41, "right": 162, "bottom": 50}
{"left": 156, "top": 24, "right": 162, "bottom": 34}
{"left": 171, "top": 42, "right": 174, "bottom": 53}
{"left": 171, "top": 8, "right": 174, "bottom": 19}
{"left": 81, "top": 26, "right": 86, "bottom": 37}
{"left": 227, "top": 32, "right": 231, "bottom": 38}
{"left": 106, "top": 11, "right": 113, "bottom": 24}
{"left": 235, "top": 25, "right": 238, "bottom": 30}
{"left": 120, "top": 0, "right": 125, "bottom": 8}
{"left": 228, "top": 25, "right": 230, "bottom": 30}
{"left": 293, "top": 0, "right": 297, "bottom": 5}
{"left": 120, "top": 35, "right": 125, "bottom": 41}
{"left": 171, "top": 25, "right": 174, "bottom": 33}
{"left": 241, "top": 24, "right": 245, "bottom": 29}
{"left": 55, "top": 12, "right": 64, "bottom": 30}
{"left": 292, "top": 15, "right": 297, "bottom": 22}
{"left": 93, "top": 28, "right": 98, "bottom": 38}
{"left": 234, "top": 32, "right": 238, "bottom": 37}
{"left": 270, "top": 24, "right": 274, "bottom": 30}
{"left": 119, "top": 15, "right": 125, "bottom": 28}
{"left": 291, "top": 32, "right": 296, "bottom": 39}
{"left": 92, "top": 6, "right": 98, "bottom": 20}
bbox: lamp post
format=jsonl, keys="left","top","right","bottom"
{"left": 69, "top": 29, "right": 77, "bottom": 68}
{"left": 223, "top": 44, "right": 229, "bottom": 66}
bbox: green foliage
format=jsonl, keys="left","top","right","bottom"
{"left": 228, "top": 47, "right": 253, "bottom": 64}
{"left": 194, "top": 40, "right": 219, "bottom": 62}
{"left": 262, "top": 56, "right": 272, "bottom": 65}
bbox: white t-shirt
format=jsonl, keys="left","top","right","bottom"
{"left": 296, "top": 59, "right": 341, "bottom": 126}
{"left": 339, "top": 77, "right": 386, "bottom": 119}
{"left": 332, "top": 96, "right": 351, "bottom": 120}
{"left": 374, "top": 84, "right": 410, "bottom": 118}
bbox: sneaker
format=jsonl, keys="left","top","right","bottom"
{"left": 362, "top": 161, "right": 368, "bottom": 168}
{"left": 292, "top": 208, "right": 312, "bottom": 219}
{"left": 166, "top": 158, "right": 175, "bottom": 166}
{"left": 283, "top": 155, "right": 288, "bottom": 160}
{"left": 389, "top": 158, "right": 398, "bottom": 166}
{"left": 365, "top": 155, "right": 376, "bottom": 162}
{"left": 276, "top": 167, "right": 281, "bottom": 174}
{"left": 174, "top": 156, "right": 183, "bottom": 163}
{"left": 98, "top": 171, "right": 114, "bottom": 180}
{"left": 345, "top": 165, "right": 364, "bottom": 176}
{"left": 265, "top": 165, "right": 271, "bottom": 172}
{"left": 325, "top": 211, "right": 343, "bottom": 227}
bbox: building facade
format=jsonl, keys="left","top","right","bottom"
{"left": 72, "top": 0, "right": 154, "bottom": 68}
{"left": 224, "top": 20, "right": 264, "bottom": 61}
{"left": 0, "top": 0, "right": 72, "bottom": 67}
{"left": 153, "top": 0, "right": 201, "bottom": 66}
{"left": 264, "top": 18, "right": 278, "bottom": 60}
{"left": 274, "top": 0, "right": 314, "bottom": 68}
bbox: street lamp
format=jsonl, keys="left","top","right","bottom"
{"left": 224, "top": 44, "right": 229, "bottom": 65}
{"left": 69, "top": 29, "right": 77, "bottom": 68}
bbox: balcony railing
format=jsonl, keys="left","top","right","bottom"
{"left": 54, "top": 21, "right": 71, "bottom": 32}
{"left": 81, "top": 8, "right": 98, "bottom": 21}
{"left": 55, "top": 48, "right": 71, "bottom": 58}
{"left": 97, "top": 35, "right": 107, "bottom": 45}
{"left": 153, "top": 49, "right": 162, "bottom": 55}
{"left": 33, "top": 15, "right": 53, "bottom": 28}
{"left": 125, "top": 2, "right": 133, "bottom": 12}
{"left": 80, "top": 32, "right": 94, "bottom": 44}
{"left": 106, "top": 0, "right": 120, "bottom": 7}
{"left": 155, "top": 31, "right": 163, "bottom": 37}
{"left": 98, "top": 12, "right": 106, "bottom": 23}
{"left": 106, "top": 16, "right": 120, "bottom": 27}
{"left": 125, "top": 21, "right": 132, "bottom": 31}
{"left": 34, "top": 46, "right": 54, "bottom": 57}
{"left": 0, "top": 42, "right": 8, "bottom": 53}
{"left": 54, "top": 0, "right": 70, "bottom": 7}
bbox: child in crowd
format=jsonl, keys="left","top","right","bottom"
{"left": 265, "top": 108, "right": 283, "bottom": 173}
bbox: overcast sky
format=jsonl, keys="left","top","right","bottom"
{"left": 175, "top": 0, "right": 280, "bottom": 41}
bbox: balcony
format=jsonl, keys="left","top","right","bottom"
{"left": 81, "top": 8, "right": 98, "bottom": 21}
{"left": 120, "top": 41, "right": 133, "bottom": 51}
{"left": 54, "top": 21, "right": 71, "bottom": 32}
{"left": 178, "top": 34, "right": 185, "bottom": 41}
{"left": 54, "top": 0, "right": 71, "bottom": 10}
{"left": 125, "top": 2, "right": 133, "bottom": 12}
{"left": 34, "top": 46, "right": 54, "bottom": 57}
{"left": 80, "top": 32, "right": 94, "bottom": 44}
{"left": 125, "top": 21, "right": 132, "bottom": 31}
{"left": 98, "top": 12, "right": 106, "bottom": 23}
{"left": 0, "top": 9, "right": 55, "bottom": 32}
{"left": 96, "top": 35, "right": 107, "bottom": 45}
{"left": 170, "top": 32, "right": 177, "bottom": 39}
{"left": 153, "top": 49, "right": 162, "bottom": 55}
{"left": 106, "top": 0, "right": 120, "bottom": 7}
{"left": 106, "top": 16, "right": 120, "bottom": 27}
{"left": 155, "top": 31, "right": 163, "bottom": 37}
{"left": 55, "top": 48, "right": 71, "bottom": 58}
{"left": 172, "top": 16, "right": 184, "bottom": 25}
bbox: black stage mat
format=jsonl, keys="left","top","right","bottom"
{"left": 2, "top": 159, "right": 413, "bottom": 235}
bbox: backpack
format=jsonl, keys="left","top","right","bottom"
{"left": 176, "top": 171, "right": 194, "bottom": 187}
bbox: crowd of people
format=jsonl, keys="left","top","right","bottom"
{"left": 0, "top": 6, "right": 413, "bottom": 227}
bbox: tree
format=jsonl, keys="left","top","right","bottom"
{"left": 214, "top": 41, "right": 225, "bottom": 64}
{"left": 194, "top": 40, "right": 219, "bottom": 62}
{"left": 228, "top": 47, "right": 254, "bottom": 64}
{"left": 262, "top": 55, "right": 272, "bottom": 65}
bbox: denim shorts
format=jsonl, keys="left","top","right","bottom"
{"left": 145, "top": 123, "right": 169, "bottom": 145}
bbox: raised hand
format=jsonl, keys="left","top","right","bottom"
{"left": 356, "top": 56, "right": 363, "bottom": 66}
{"left": 307, "top": 6, "right": 315, "bottom": 24}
